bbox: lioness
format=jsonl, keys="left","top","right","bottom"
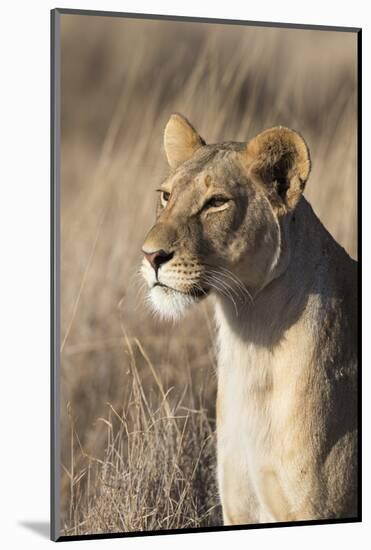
{"left": 141, "top": 113, "right": 358, "bottom": 524}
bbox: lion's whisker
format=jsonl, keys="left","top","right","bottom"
{"left": 202, "top": 274, "right": 239, "bottom": 317}
{"left": 204, "top": 263, "right": 254, "bottom": 304}
{"left": 206, "top": 269, "right": 248, "bottom": 304}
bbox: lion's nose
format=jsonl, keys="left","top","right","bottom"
{"left": 142, "top": 249, "right": 174, "bottom": 271}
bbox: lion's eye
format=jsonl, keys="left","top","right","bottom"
{"left": 162, "top": 191, "right": 170, "bottom": 203}
{"left": 205, "top": 196, "right": 229, "bottom": 209}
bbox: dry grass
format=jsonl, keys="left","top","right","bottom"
{"left": 59, "top": 14, "right": 357, "bottom": 536}
{"left": 63, "top": 335, "right": 220, "bottom": 535}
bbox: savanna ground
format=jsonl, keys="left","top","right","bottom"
{"left": 59, "top": 14, "right": 357, "bottom": 536}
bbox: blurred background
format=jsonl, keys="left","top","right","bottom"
{"left": 60, "top": 14, "right": 357, "bottom": 535}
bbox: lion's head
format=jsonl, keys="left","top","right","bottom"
{"left": 141, "top": 113, "right": 311, "bottom": 320}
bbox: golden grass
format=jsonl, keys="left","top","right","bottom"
{"left": 63, "top": 336, "right": 220, "bottom": 535}
{"left": 59, "top": 14, "right": 357, "bottom": 535}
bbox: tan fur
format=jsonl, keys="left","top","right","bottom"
{"left": 141, "top": 114, "right": 358, "bottom": 524}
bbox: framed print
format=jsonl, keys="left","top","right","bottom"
{"left": 51, "top": 8, "right": 361, "bottom": 542}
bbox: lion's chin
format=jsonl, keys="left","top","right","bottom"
{"left": 147, "top": 285, "right": 203, "bottom": 322}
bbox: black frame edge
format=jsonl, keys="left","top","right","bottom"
{"left": 53, "top": 7, "right": 361, "bottom": 33}
{"left": 356, "top": 27, "right": 362, "bottom": 523}
{"left": 50, "top": 8, "right": 55, "bottom": 542}
{"left": 55, "top": 517, "right": 361, "bottom": 542}
{"left": 51, "top": 7, "right": 61, "bottom": 543}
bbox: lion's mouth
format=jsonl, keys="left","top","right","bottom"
{"left": 153, "top": 281, "right": 209, "bottom": 298}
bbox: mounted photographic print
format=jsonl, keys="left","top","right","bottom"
{"left": 51, "top": 8, "right": 361, "bottom": 542}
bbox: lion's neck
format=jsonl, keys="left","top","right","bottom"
{"left": 214, "top": 198, "right": 332, "bottom": 350}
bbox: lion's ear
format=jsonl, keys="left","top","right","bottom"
{"left": 164, "top": 113, "right": 205, "bottom": 169}
{"left": 246, "top": 127, "right": 311, "bottom": 211}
